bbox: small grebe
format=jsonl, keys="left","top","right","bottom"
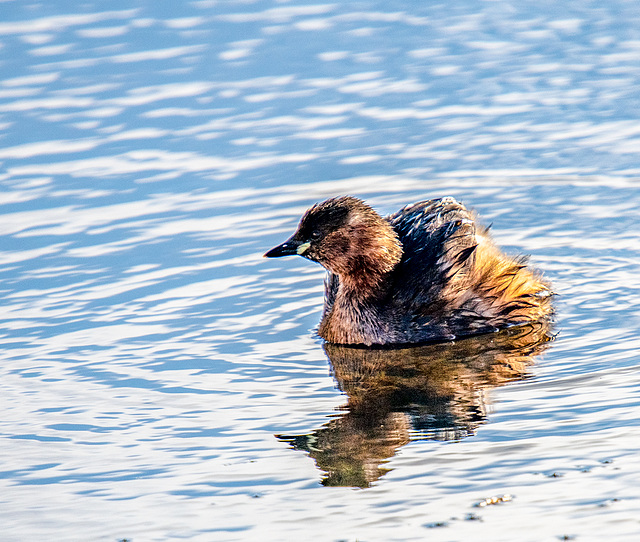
{"left": 265, "top": 196, "right": 553, "bottom": 346}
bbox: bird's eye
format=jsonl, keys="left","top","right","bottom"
{"left": 310, "top": 230, "right": 321, "bottom": 240}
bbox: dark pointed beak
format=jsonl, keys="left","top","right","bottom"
{"left": 264, "top": 237, "right": 301, "bottom": 258}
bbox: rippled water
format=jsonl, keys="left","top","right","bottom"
{"left": 1, "top": 1, "right": 640, "bottom": 541}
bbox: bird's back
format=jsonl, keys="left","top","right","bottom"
{"left": 387, "top": 197, "right": 478, "bottom": 308}
{"left": 324, "top": 197, "right": 552, "bottom": 344}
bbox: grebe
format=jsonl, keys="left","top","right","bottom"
{"left": 265, "top": 196, "right": 553, "bottom": 346}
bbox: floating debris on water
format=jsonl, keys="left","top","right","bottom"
{"left": 425, "top": 521, "right": 448, "bottom": 528}
{"left": 474, "top": 494, "right": 513, "bottom": 508}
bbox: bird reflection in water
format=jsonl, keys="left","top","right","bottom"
{"left": 277, "top": 322, "right": 554, "bottom": 488}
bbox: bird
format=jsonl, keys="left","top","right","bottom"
{"left": 265, "top": 196, "right": 553, "bottom": 346}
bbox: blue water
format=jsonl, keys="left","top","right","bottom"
{"left": 1, "top": 1, "right": 640, "bottom": 540}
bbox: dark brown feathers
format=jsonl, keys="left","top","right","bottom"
{"left": 265, "top": 196, "right": 553, "bottom": 346}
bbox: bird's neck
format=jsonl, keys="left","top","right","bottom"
{"left": 318, "top": 271, "right": 395, "bottom": 346}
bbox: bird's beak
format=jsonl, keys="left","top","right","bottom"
{"left": 264, "top": 236, "right": 303, "bottom": 258}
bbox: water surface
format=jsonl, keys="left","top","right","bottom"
{"left": 1, "top": 1, "right": 640, "bottom": 541}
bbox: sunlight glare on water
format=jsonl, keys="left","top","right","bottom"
{"left": 1, "top": 1, "right": 640, "bottom": 541}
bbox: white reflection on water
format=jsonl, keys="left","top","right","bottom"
{"left": 1, "top": 0, "right": 640, "bottom": 541}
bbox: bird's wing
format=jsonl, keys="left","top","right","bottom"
{"left": 386, "top": 197, "right": 479, "bottom": 314}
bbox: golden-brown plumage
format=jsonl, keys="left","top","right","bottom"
{"left": 265, "top": 196, "right": 553, "bottom": 346}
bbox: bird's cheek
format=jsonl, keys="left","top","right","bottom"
{"left": 302, "top": 246, "right": 319, "bottom": 262}
{"left": 325, "top": 233, "right": 350, "bottom": 254}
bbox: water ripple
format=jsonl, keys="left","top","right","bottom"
{"left": 1, "top": 1, "right": 640, "bottom": 541}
